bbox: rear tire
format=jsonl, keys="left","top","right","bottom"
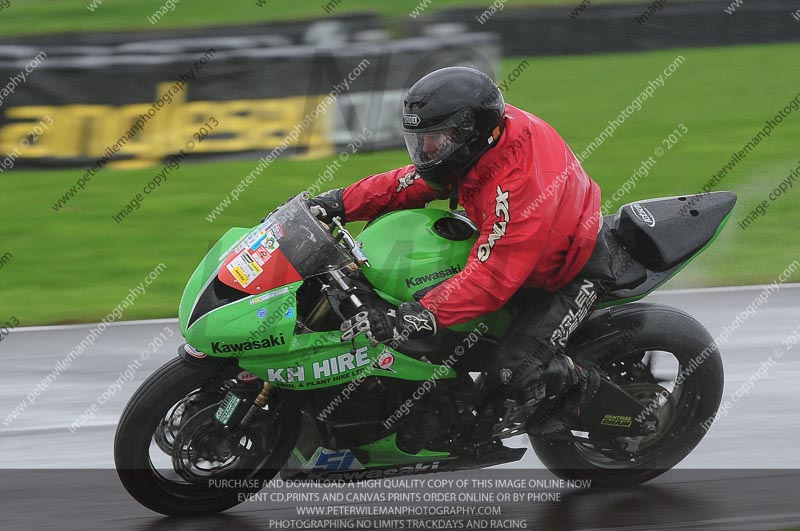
{"left": 531, "top": 304, "right": 723, "bottom": 487}
{"left": 114, "top": 357, "right": 299, "bottom": 515}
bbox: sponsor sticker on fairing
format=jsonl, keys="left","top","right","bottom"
{"left": 240, "top": 220, "right": 284, "bottom": 260}
{"left": 226, "top": 250, "right": 263, "bottom": 288}
{"left": 310, "top": 461, "right": 441, "bottom": 480}
{"left": 311, "top": 449, "right": 363, "bottom": 472}
{"left": 376, "top": 349, "right": 396, "bottom": 372}
{"left": 256, "top": 347, "right": 372, "bottom": 385}
{"left": 184, "top": 344, "right": 207, "bottom": 358}
{"left": 236, "top": 370, "right": 259, "bottom": 382}
{"left": 249, "top": 286, "right": 290, "bottom": 305}
{"left": 253, "top": 246, "right": 271, "bottom": 265}
{"left": 245, "top": 228, "right": 269, "bottom": 250}
{"left": 269, "top": 224, "right": 284, "bottom": 239}
{"left": 264, "top": 236, "right": 279, "bottom": 253}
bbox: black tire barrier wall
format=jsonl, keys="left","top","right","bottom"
{"left": 0, "top": 32, "right": 500, "bottom": 168}
{"left": 432, "top": 0, "right": 800, "bottom": 56}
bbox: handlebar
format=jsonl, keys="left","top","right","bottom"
{"left": 331, "top": 217, "right": 370, "bottom": 268}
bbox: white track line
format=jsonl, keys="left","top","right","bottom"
{"left": 13, "top": 284, "right": 800, "bottom": 333}
{"left": 649, "top": 283, "right": 800, "bottom": 296}
{"left": 15, "top": 317, "right": 179, "bottom": 333}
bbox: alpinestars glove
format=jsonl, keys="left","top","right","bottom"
{"left": 307, "top": 188, "right": 345, "bottom": 224}
{"left": 340, "top": 302, "right": 438, "bottom": 345}
{"left": 395, "top": 302, "right": 438, "bottom": 340}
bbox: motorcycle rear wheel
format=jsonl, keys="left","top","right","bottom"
{"left": 531, "top": 305, "right": 723, "bottom": 487}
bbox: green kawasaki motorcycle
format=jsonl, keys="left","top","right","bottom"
{"left": 115, "top": 191, "right": 736, "bottom": 515}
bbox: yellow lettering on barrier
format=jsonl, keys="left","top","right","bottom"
{"left": 1, "top": 105, "right": 65, "bottom": 157}
{"left": 110, "top": 102, "right": 165, "bottom": 168}
{"left": 89, "top": 104, "right": 125, "bottom": 159}
{"left": 183, "top": 99, "right": 256, "bottom": 153}
{"left": 0, "top": 84, "right": 335, "bottom": 165}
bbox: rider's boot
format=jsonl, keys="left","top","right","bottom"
{"left": 522, "top": 354, "right": 601, "bottom": 434}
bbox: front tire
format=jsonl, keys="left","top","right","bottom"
{"left": 114, "top": 357, "right": 299, "bottom": 515}
{"left": 531, "top": 304, "right": 724, "bottom": 487}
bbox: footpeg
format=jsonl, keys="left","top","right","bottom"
{"left": 492, "top": 398, "right": 541, "bottom": 438}
{"left": 527, "top": 419, "right": 569, "bottom": 438}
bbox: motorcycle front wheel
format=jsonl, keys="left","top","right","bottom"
{"left": 114, "top": 357, "right": 299, "bottom": 515}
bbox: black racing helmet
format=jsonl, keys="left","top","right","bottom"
{"left": 402, "top": 67, "right": 505, "bottom": 190}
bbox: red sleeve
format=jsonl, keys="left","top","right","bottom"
{"left": 342, "top": 165, "right": 448, "bottom": 222}
{"left": 420, "top": 170, "right": 559, "bottom": 328}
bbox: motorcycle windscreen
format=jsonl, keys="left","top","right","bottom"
{"left": 218, "top": 196, "right": 353, "bottom": 295}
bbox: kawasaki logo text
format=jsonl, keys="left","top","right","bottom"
{"left": 405, "top": 265, "right": 461, "bottom": 288}
{"left": 311, "top": 461, "right": 440, "bottom": 480}
{"left": 212, "top": 334, "right": 285, "bottom": 353}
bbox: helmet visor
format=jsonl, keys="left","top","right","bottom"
{"left": 403, "top": 128, "right": 460, "bottom": 172}
{"left": 404, "top": 108, "right": 474, "bottom": 160}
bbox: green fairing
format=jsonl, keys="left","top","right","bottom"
{"left": 177, "top": 225, "right": 456, "bottom": 390}
{"left": 357, "top": 433, "right": 451, "bottom": 466}
{"left": 177, "top": 208, "right": 729, "bottom": 394}
{"left": 233, "top": 333, "right": 457, "bottom": 391}
{"left": 178, "top": 227, "right": 250, "bottom": 338}
{"left": 174, "top": 200, "right": 732, "bottom": 471}
{"left": 356, "top": 208, "right": 511, "bottom": 335}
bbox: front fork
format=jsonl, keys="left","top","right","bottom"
{"left": 214, "top": 381, "right": 274, "bottom": 434}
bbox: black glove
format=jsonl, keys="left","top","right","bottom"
{"left": 396, "top": 302, "right": 438, "bottom": 340}
{"left": 340, "top": 302, "right": 438, "bottom": 345}
{"left": 307, "top": 188, "right": 345, "bottom": 224}
{"left": 340, "top": 309, "right": 396, "bottom": 344}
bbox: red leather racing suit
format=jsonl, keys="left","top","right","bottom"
{"left": 342, "top": 104, "right": 602, "bottom": 329}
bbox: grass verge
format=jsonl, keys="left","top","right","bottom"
{"left": 2, "top": 44, "right": 799, "bottom": 324}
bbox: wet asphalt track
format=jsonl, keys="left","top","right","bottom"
{"left": 1, "top": 285, "right": 799, "bottom": 530}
